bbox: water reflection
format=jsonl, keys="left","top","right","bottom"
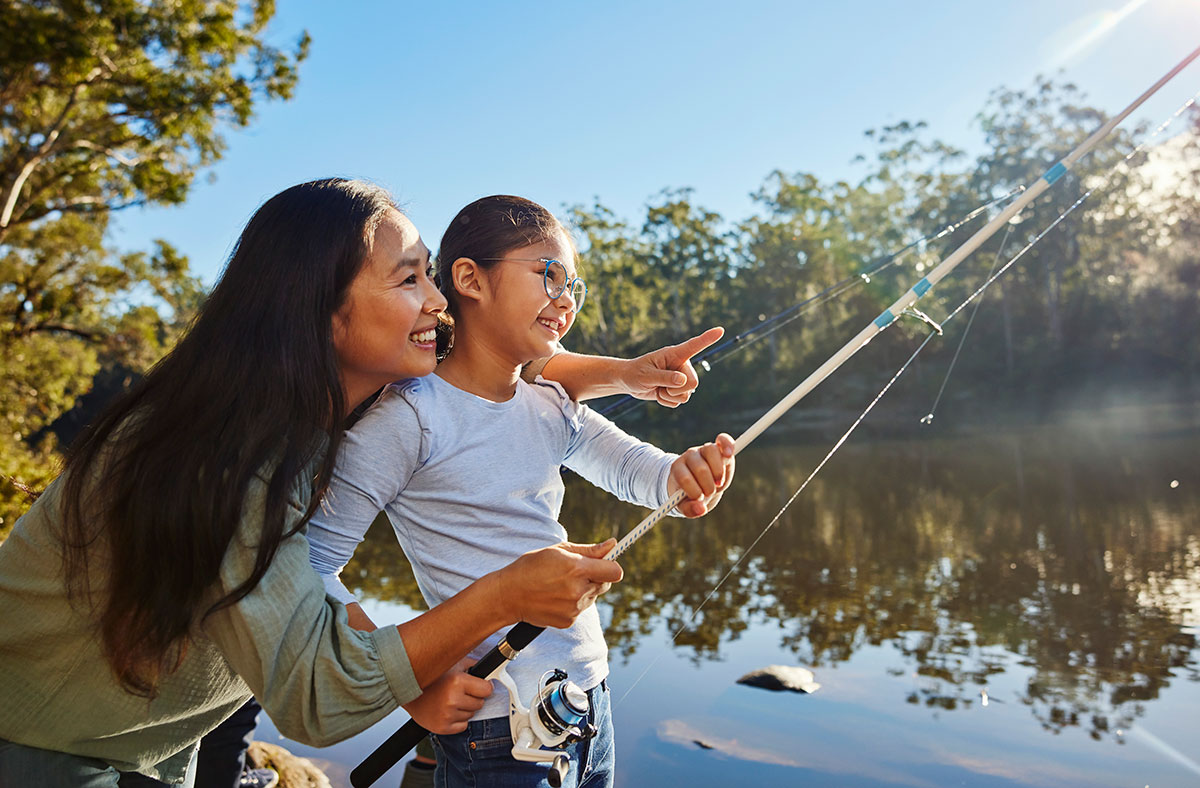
{"left": 338, "top": 419, "right": 1199, "bottom": 771}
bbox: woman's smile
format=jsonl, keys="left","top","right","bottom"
{"left": 409, "top": 325, "right": 439, "bottom": 350}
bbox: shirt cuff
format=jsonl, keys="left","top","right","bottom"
{"left": 371, "top": 623, "right": 421, "bottom": 705}
{"left": 322, "top": 573, "right": 358, "bottom": 606}
{"left": 660, "top": 455, "right": 685, "bottom": 517}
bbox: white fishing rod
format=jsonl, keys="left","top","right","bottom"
{"left": 351, "top": 44, "right": 1200, "bottom": 788}
{"left": 603, "top": 42, "right": 1200, "bottom": 560}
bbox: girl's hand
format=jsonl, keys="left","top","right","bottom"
{"left": 624, "top": 327, "right": 723, "bottom": 407}
{"left": 495, "top": 540, "right": 623, "bottom": 628}
{"left": 667, "top": 433, "right": 736, "bottom": 517}
{"left": 401, "top": 658, "right": 492, "bottom": 734}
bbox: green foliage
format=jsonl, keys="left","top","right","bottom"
{"left": 0, "top": 0, "right": 309, "bottom": 238}
{"left": 564, "top": 80, "right": 1200, "bottom": 439}
{"left": 0, "top": 0, "right": 305, "bottom": 538}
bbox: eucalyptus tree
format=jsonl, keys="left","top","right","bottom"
{"left": 0, "top": 0, "right": 308, "bottom": 536}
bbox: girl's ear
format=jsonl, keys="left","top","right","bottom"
{"left": 450, "top": 257, "right": 486, "bottom": 304}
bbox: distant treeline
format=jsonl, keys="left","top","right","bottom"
{"left": 563, "top": 81, "right": 1200, "bottom": 440}
{"left": 3, "top": 74, "right": 1199, "bottom": 537}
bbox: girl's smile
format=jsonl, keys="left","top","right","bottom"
{"left": 481, "top": 230, "right": 579, "bottom": 364}
{"left": 536, "top": 313, "right": 569, "bottom": 338}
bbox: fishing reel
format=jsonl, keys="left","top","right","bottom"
{"left": 494, "top": 665, "right": 597, "bottom": 787}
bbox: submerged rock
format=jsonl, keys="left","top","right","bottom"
{"left": 736, "top": 665, "right": 820, "bottom": 694}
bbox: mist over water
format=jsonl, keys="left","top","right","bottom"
{"left": 266, "top": 406, "right": 1200, "bottom": 787}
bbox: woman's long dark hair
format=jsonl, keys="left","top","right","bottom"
{"left": 61, "top": 178, "right": 395, "bottom": 697}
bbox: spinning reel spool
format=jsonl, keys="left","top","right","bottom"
{"left": 494, "top": 666, "right": 597, "bottom": 787}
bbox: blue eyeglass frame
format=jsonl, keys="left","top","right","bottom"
{"left": 480, "top": 257, "right": 586, "bottom": 311}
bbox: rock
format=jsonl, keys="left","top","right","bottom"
{"left": 247, "top": 741, "right": 333, "bottom": 788}
{"left": 736, "top": 665, "right": 820, "bottom": 694}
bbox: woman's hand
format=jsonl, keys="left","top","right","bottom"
{"left": 494, "top": 540, "right": 623, "bottom": 628}
{"left": 400, "top": 658, "right": 493, "bottom": 734}
{"left": 623, "top": 326, "right": 723, "bottom": 407}
{"left": 667, "top": 432, "right": 736, "bottom": 517}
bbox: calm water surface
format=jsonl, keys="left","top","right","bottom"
{"left": 262, "top": 407, "right": 1200, "bottom": 787}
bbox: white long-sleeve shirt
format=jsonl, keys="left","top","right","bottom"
{"left": 308, "top": 374, "right": 676, "bottom": 720}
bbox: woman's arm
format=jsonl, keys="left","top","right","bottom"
{"left": 342, "top": 539, "right": 622, "bottom": 735}
{"left": 538, "top": 326, "right": 724, "bottom": 405}
{"left": 206, "top": 484, "right": 622, "bottom": 745}
{"left": 395, "top": 539, "right": 620, "bottom": 686}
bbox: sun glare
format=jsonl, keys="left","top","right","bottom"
{"left": 1045, "top": 0, "right": 1153, "bottom": 69}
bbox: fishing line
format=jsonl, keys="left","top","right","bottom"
{"left": 612, "top": 85, "right": 1200, "bottom": 709}
{"left": 920, "top": 223, "right": 1014, "bottom": 425}
{"left": 352, "top": 49, "right": 1200, "bottom": 787}
{"left": 614, "top": 329, "right": 936, "bottom": 709}
{"left": 942, "top": 90, "right": 1198, "bottom": 333}
{"left": 597, "top": 188, "right": 1026, "bottom": 421}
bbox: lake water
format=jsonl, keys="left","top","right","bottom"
{"left": 260, "top": 404, "right": 1200, "bottom": 787}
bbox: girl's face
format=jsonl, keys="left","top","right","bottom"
{"left": 333, "top": 210, "right": 447, "bottom": 408}
{"left": 481, "top": 229, "right": 579, "bottom": 363}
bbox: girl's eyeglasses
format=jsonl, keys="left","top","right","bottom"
{"left": 481, "top": 257, "right": 586, "bottom": 311}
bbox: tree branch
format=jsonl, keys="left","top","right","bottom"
{"left": 0, "top": 66, "right": 110, "bottom": 231}
{"left": 72, "top": 140, "right": 141, "bottom": 168}
{"left": 24, "top": 321, "right": 104, "bottom": 342}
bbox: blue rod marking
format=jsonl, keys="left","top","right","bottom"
{"left": 874, "top": 309, "right": 895, "bottom": 330}
{"left": 1042, "top": 162, "right": 1068, "bottom": 185}
{"left": 913, "top": 277, "right": 932, "bottom": 297}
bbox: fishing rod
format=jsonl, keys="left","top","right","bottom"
{"left": 614, "top": 85, "right": 1200, "bottom": 707}
{"left": 597, "top": 187, "right": 1025, "bottom": 421}
{"left": 349, "top": 44, "right": 1200, "bottom": 788}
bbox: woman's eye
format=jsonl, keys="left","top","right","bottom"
{"left": 402, "top": 273, "right": 418, "bottom": 285}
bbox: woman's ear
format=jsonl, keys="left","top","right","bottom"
{"left": 451, "top": 257, "right": 486, "bottom": 304}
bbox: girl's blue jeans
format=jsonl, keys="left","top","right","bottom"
{"left": 430, "top": 680, "right": 614, "bottom": 788}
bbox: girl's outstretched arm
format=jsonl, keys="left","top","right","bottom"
{"left": 537, "top": 326, "right": 724, "bottom": 405}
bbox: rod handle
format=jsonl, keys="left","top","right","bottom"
{"left": 349, "top": 623, "right": 547, "bottom": 788}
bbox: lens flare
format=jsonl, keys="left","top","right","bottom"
{"left": 1046, "top": 0, "right": 1152, "bottom": 69}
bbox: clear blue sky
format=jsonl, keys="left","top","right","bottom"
{"left": 111, "top": 0, "right": 1200, "bottom": 284}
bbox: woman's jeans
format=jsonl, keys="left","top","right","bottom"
{"left": 0, "top": 738, "right": 197, "bottom": 788}
{"left": 430, "top": 680, "right": 613, "bottom": 788}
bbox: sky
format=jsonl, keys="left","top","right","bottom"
{"left": 110, "top": 0, "right": 1200, "bottom": 284}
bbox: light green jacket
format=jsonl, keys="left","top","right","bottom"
{"left": 0, "top": 466, "right": 419, "bottom": 783}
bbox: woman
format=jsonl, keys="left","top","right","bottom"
{"left": 0, "top": 179, "right": 710, "bottom": 787}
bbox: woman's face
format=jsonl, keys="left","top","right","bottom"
{"left": 333, "top": 209, "right": 446, "bottom": 409}
{"left": 481, "top": 229, "right": 579, "bottom": 364}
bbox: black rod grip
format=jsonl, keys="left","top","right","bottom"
{"left": 349, "top": 623, "right": 548, "bottom": 788}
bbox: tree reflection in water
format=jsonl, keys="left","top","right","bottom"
{"left": 339, "top": 419, "right": 1199, "bottom": 747}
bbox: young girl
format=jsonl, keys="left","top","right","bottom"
{"left": 0, "top": 180, "right": 630, "bottom": 787}
{"left": 307, "top": 195, "right": 735, "bottom": 788}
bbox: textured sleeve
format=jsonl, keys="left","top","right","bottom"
{"left": 200, "top": 472, "right": 421, "bottom": 746}
{"left": 561, "top": 399, "right": 678, "bottom": 512}
{"left": 520, "top": 343, "right": 563, "bottom": 383}
{"left": 307, "top": 388, "right": 426, "bottom": 605}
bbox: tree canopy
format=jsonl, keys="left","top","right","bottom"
{"left": 0, "top": 0, "right": 307, "bottom": 534}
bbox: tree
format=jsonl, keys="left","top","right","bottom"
{"left": 0, "top": 0, "right": 309, "bottom": 240}
{"left": 0, "top": 0, "right": 308, "bottom": 537}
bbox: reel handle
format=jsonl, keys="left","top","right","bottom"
{"left": 349, "top": 623, "right": 547, "bottom": 788}
{"left": 547, "top": 754, "right": 570, "bottom": 787}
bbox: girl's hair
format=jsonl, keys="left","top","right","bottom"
{"left": 60, "top": 178, "right": 396, "bottom": 697}
{"left": 438, "top": 196, "right": 580, "bottom": 356}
